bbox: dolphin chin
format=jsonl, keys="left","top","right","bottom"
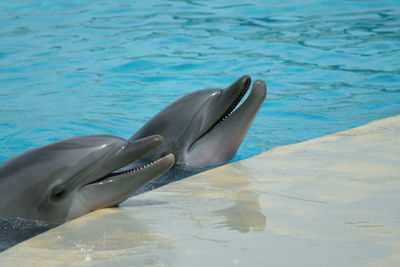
{"left": 130, "top": 75, "right": 267, "bottom": 169}
{"left": 0, "top": 135, "right": 175, "bottom": 223}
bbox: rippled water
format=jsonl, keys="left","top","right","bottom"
{"left": 1, "top": 0, "right": 400, "bottom": 164}
{"left": 0, "top": 0, "right": 399, "bottom": 251}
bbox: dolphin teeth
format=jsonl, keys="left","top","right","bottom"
{"left": 93, "top": 157, "right": 162, "bottom": 184}
{"left": 129, "top": 158, "right": 160, "bottom": 173}
{"left": 215, "top": 78, "right": 250, "bottom": 125}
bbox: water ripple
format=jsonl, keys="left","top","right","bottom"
{"left": 0, "top": 0, "right": 399, "bottom": 165}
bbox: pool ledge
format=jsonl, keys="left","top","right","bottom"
{"left": 1, "top": 115, "right": 400, "bottom": 266}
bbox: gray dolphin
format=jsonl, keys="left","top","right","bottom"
{"left": 0, "top": 135, "right": 175, "bottom": 223}
{"left": 130, "top": 75, "right": 266, "bottom": 168}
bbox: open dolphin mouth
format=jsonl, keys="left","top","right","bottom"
{"left": 215, "top": 77, "right": 251, "bottom": 125}
{"left": 102, "top": 157, "right": 166, "bottom": 180}
{"left": 196, "top": 76, "right": 252, "bottom": 141}
{"left": 86, "top": 156, "right": 169, "bottom": 186}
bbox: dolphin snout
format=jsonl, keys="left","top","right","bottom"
{"left": 122, "top": 135, "right": 164, "bottom": 158}
{"left": 251, "top": 79, "right": 267, "bottom": 99}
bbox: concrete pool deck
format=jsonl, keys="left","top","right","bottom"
{"left": 1, "top": 116, "right": 399, "bottom": 266}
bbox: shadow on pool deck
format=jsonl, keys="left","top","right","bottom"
{"left": 1, "top": 116, "right": 399, "bottom": 266}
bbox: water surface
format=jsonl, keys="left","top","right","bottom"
{"left": 0, "top": 0, "right": 399, "bottom": 252}
{"left": 1, "top": 0, "right": 399, "bottom": 164}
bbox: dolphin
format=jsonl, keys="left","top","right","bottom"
{"left": 130, "top": 75, "right": 266, "bottom": 169}
{"left": 0, "top": 135, "right": 175, "bottom": 223}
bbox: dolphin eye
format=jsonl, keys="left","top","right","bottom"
{"left": 50, "top": 185, "right": 67, "bottom": 201}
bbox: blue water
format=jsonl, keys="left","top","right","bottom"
{"left": 0, "top": 0, "right": 400, "bottom": 253}
{"left": 1, "top": 0, "right": 400, "bottom": 165}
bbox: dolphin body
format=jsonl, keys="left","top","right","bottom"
{"left": 130, "top": 75, "right": 266, "bottom": 184}
{"left": 0, "top": 135, "right": 174, "bottom": 223}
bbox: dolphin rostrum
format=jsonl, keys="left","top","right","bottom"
{"left": 130, "top": 75, "right": 266, "bottom": 169}
{"left": 0, "top": 135, "right": 175, "bottom": 223}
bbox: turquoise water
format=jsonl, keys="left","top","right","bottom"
{"left": 1, "top": 0, "right": 400, "bottom": 165}
{"left": 0, "top": 0, "right": 400, "bottom": 253}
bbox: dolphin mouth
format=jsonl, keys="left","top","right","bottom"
{"left": 185, "top": 77, "right": 265, "bottom": 167}
{"left": 85, "top": 156, "right": 168, "bottom": 186}
{"left": 215, "top": 77, "right": 252, "bottom": 125}
{"left": 78, "top": 153, "right": 175, "bottom": 215}
{"left": 195, "top": 76, "right": 252, "bottom": 142}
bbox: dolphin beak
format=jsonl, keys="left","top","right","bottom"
{"left": 185, "top": 78, "right": 266, "bottom": 168}
{"left": 72, "top": 135, "right": 164, "bottom": 191}
{"left": 116, "top": 135, "right": 164, "bottom": 165}
{"left": 219, "top": 75, "right": 252, "bottom": 107}
{"left": 76, "top": 153, "right": 175, "bottom": 217}
{"left": 53, "top": 135, "right": 166, "bottom": 197}
{"left": 222, "top": 75, "right": 251, "bottom": 97}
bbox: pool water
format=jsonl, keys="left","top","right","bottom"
{"left": 1, "top": 0, "right": 400, "bottom": 165}
{"left": 0, "top": 0, "right": 399, "bottom": 251}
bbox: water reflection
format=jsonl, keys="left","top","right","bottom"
{"left": 209, "top": 163, "right": 266, "bottom": 232}
{"left": 214, "top": 189, "right": 266, "bottom": 233}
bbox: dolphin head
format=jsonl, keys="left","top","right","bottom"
{"left": 0, "top": 135, "right": 174, "bottom": 223}
{"left": 131, "top": 75, "right": 266, "bottom": 168}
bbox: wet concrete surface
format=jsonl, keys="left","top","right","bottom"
{"left": 0, "top": 116, "right": 399, "bottom": 266}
